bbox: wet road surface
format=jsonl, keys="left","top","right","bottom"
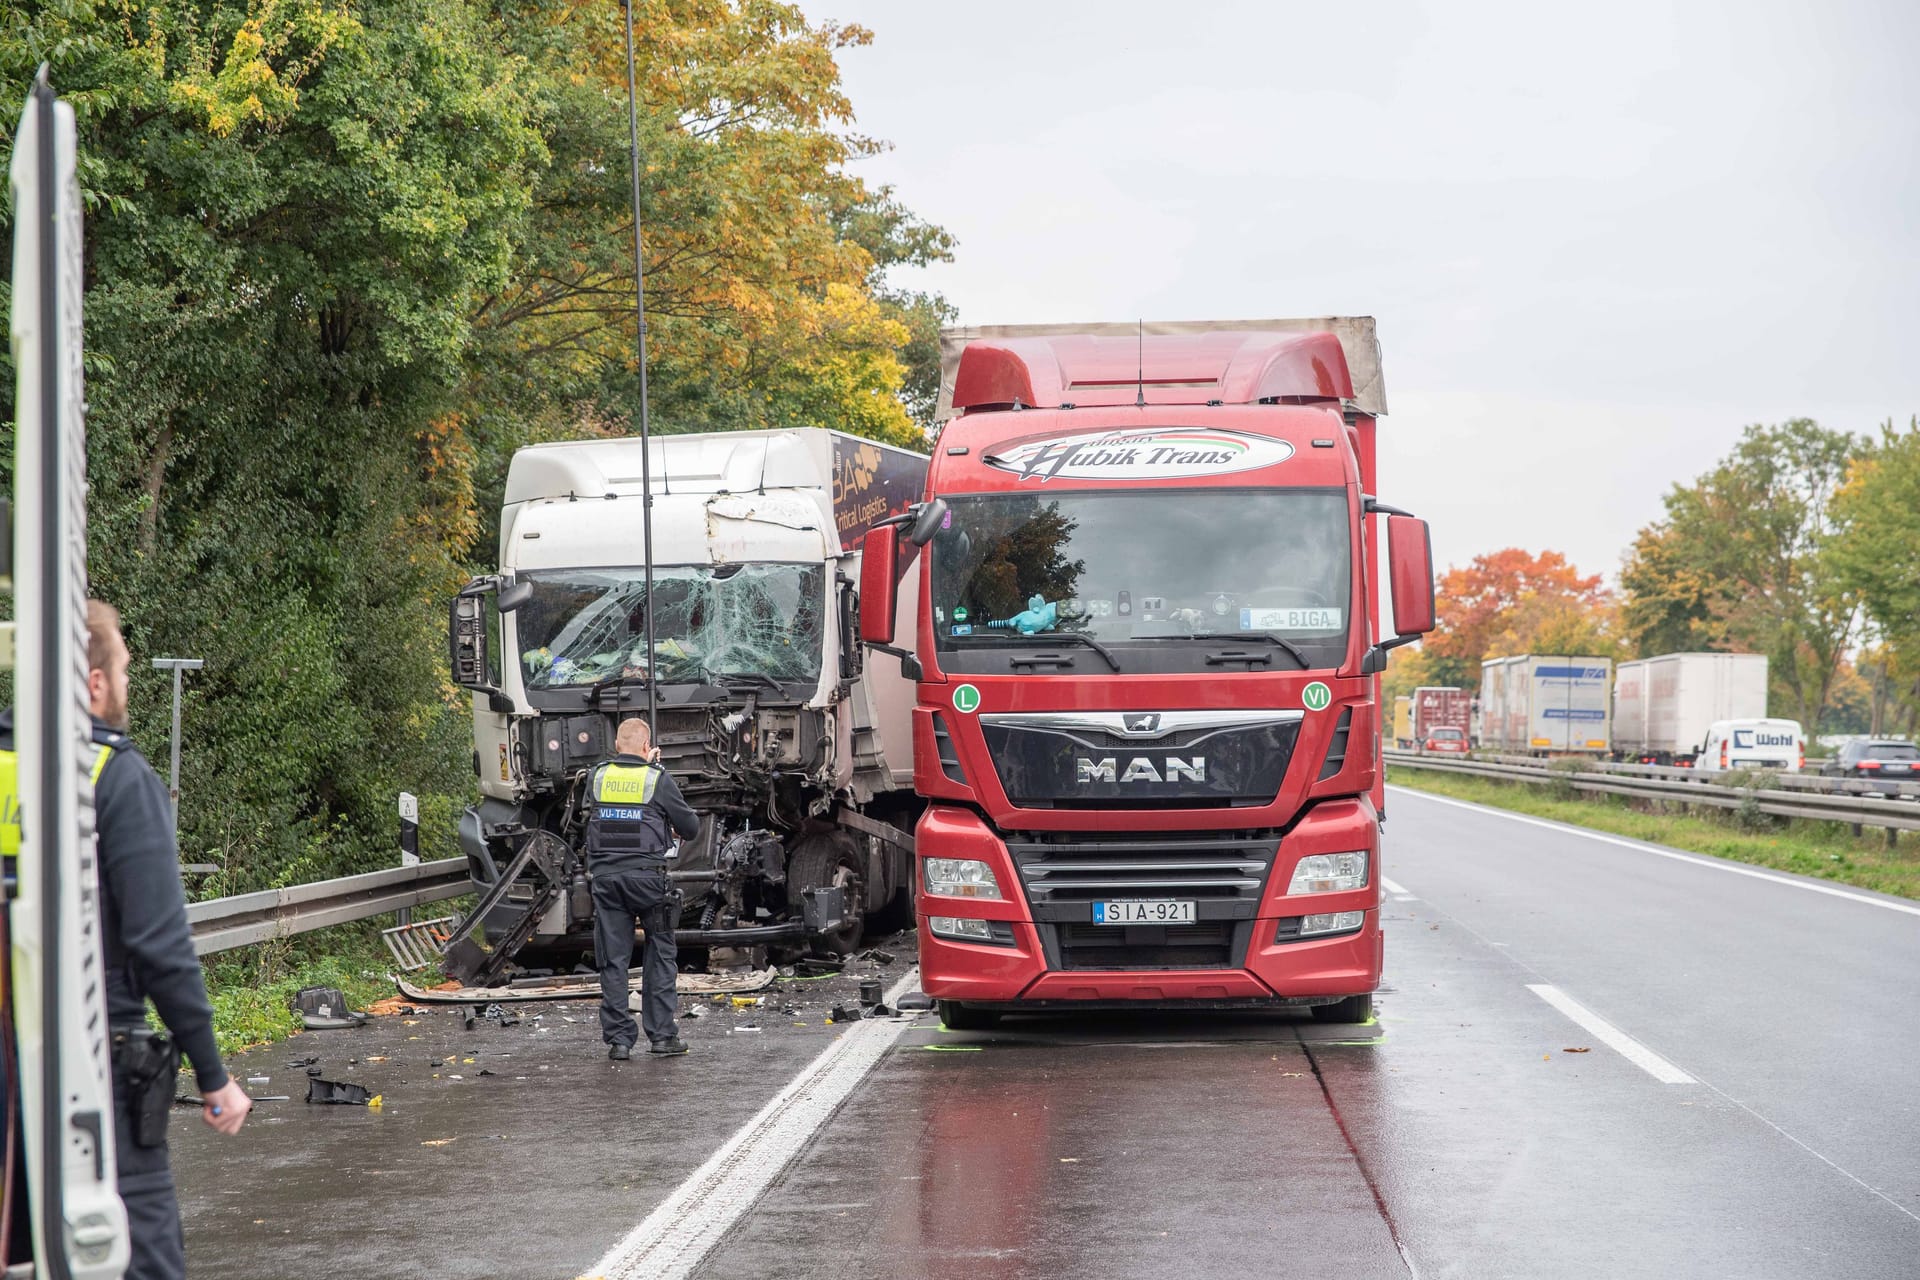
{"left": 177, "top": 790, "right": 1920, "bottom": 1277}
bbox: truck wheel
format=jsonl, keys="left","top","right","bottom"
{"left": 866, "top": 882, "right": 916, "bottom": 935}
{"left": 787, "top": 832, "right": 865, "bottom": 957}
{"left": 1310, "top": 993, "right": 1374, "bottom": 1024}
{"left": 938, "top": 1000, "right": 999, "bottom": 1031}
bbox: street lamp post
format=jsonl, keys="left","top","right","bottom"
{"left": 150, "top": 657, "right": 203, "bottom": 826}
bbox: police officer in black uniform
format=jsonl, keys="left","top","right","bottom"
{"left": 585, "top": 717, "right": 700, "bottom": 1059}
{"left": 2, "top": 601, "right": 251, "bottom": 1279}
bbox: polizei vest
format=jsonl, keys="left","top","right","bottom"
{"left": 584, "top": 757, "right": 672, "bottom": 865}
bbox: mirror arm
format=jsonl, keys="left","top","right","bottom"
{"left": 865, "top": 642, "right": 923, "bottom": 682}
{"left": 1363, "top": 495, "right": 1414, "bottom": 517}
{"left": 1360, "top": 633, "right": 1424, "bottom": 676}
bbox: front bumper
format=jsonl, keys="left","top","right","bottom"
{"left": 914, "top": 798, "right": 1384, "bottom": 1006}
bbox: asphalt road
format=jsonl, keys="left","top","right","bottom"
{"left": 175, "top": 789, "right": 1920, "bottom": 1278}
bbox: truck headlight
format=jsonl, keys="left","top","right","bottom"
{"left": 924, "top": 857, "right": 1003, "bottom": 899}
{"left": 1289, "top": 851, "right": 1368, "bottom": 894}
{"left": 928, "top": 916, "right": 994, "bottom": 941}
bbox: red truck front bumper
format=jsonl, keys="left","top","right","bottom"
{"left": 914, "top": 799, "right": 1384, "bottom": 1007}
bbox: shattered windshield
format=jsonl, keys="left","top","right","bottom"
{"left": 928, "top": 489, "right": 1351, "bottom": 672}
{"left": 516, "top": 564, "right": 824, "bottom": 690}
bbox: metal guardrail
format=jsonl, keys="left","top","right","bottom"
{"left": 1384, "top": 750, "right": 1920, "bottom": 837}
{"left": 187, "top": 857, "right": 470, "bottom": 956}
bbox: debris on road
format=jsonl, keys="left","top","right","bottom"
{"left": 295, "top": 986, "right": 368, "bottom": 1030}
{"left": 1563, "top": 1047, "right": 1591, "bottom": 1053}
{"left": 856, "top": 948, "right": 897, "bottom": 966}
{"left": 306, "top": 1078, "right": 378, "bottom": 1106}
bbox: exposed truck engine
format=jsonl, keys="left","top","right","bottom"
{"left": 443, "top": 428, "right": 928, "bottom": 975}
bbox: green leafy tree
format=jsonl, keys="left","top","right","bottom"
{"left": 1617, "top": 420, "right": 1862, "bottom": 732}
{"left": 1828, "top": 417, "right": 1920, "bottom": 732}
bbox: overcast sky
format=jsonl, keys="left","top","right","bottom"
{"left": 798, "top": 0, "right": 1919, "bottom": 580}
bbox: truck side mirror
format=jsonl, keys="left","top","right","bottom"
{"left": 1387, "top": 515, "right": 1435, "bottom": 636}
{"left": 498, "top": 579, "right": 533, "bottom": 612}
{"left": 450, "top": 580, "right": 513, "bottom": 711}
{"left": 906, "top": 497, "right": 948, "bottom": 546}
{"left": 859, "top": 525, "right": 899, "bottom": 645}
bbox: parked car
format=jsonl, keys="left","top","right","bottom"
{"left": 1821, "top": 738, "right": 1918, "bottom": 781}
{"left": 1693, "top": 718, "right": 1806, "bottom": 775}
{"left": 1421, "top": 726, "right": 1469, "bottom": 755}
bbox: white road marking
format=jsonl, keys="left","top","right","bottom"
{"left": 1526, "top": 983, "right": 1695, "bottom": 1084}
{"left": 587, "top": 968, "right": 922, "bottom": 1280}
{"left": 1380, "top": 875, "right": 1410, "bottom": 896}
{"left": 1388, "top": 786, "right": 1920, "bottom": 919}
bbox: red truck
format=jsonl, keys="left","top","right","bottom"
{"left": 857, "top": 321, "right": 1434, "bottom": 1028}
{"left": 1413, "top": 686, "right": 1471, "bottom": 754}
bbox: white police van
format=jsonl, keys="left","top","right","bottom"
{"left": 1694, "top": 718, "right": 1806, "bottom": 774}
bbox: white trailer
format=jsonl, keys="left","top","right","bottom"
{"left": 1479, "top": 655, "right": 1613, "bottom": 754}
{"left": 1614, "top": 652, "right": 1768, "bottom": 765}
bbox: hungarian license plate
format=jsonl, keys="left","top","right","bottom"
{"left": 1093, "top": 900, "right": 1195, "bottom": 925}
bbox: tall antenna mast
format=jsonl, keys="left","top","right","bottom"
{"left": 1135, "top": 318, "right": 1146, "bottom": 408}
{"left": 621, "top": 0, "right": 657, "bottom": 737}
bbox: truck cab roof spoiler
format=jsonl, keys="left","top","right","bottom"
{"left": 936, "top": 317, "right": 1386, "bottom": 420}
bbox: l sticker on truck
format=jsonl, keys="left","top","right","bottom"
{"left": 953, "top": 684, "right": 982, "bottom": 714}
{"left": 984, "top": 428, "right": 1294, "bottom": 483}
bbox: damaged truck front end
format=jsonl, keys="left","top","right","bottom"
{"left": 432, "top": 430, "right": 927, "bottom": 983}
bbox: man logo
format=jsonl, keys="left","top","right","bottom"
{"left": 1123, "top": 713, "right": 1162, "bottom": 735}
{"left": 1076, "top": 756, "right": 1206, "bottom": 784}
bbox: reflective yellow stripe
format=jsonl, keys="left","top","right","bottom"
{"left": 1, "top": 746, "right": 113, "bottom": 860}
{"left": 594, "top": 762, "right": 659, "bottom": 806}
{"left": 1, "top": 749, "right": 18, "bottom": 858}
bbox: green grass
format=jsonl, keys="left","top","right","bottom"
{"left": 1387, "top": 764, "right": 1920, "bottom": 902}
{"left": 200, "top": 920, "right": 409, "bottom": 1057}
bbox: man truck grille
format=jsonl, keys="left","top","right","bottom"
{"left": 1005, "top": 832, "right": 1279, "bottom": 971}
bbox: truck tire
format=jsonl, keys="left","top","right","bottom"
{"left": 1310, "top": 993, "right": 1374, "bottom": 1024}
{"left": 938, "top": 1000, "right": 999, "bottom": 1031}
{"left": 787, "top": 832, "right": 865, "bottom": 957}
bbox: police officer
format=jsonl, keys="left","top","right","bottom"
{"left": 586, "top": 718, "right": 700, "bottom": 1059}
{"left": 1, "top": 601, "right": 249, "bottom": 1278}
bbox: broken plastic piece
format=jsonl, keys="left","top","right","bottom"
{"left": 294, "top": 986, "right": 368, "bottom": 1031}
{"left": 306, "top": 1078, "right": 375, "bottom": 1105}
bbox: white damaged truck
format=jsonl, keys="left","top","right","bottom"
{"left": 440, "top": 428, "right": 928, "bottom": 978}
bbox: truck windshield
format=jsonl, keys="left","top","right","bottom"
{"left": 928, "top": 489, "right": 1351, "bottom": 673}
{"left": 516, "top": 564, "right": 824, "bottom": 690}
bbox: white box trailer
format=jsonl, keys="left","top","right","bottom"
{"left": 1614, "top": 652, "right": 1768, "bottom": 765}
{"left": 1479, "top": 655, "right": 1613, "bottom": 754}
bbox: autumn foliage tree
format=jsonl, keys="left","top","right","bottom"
{"left": 1421, "top": 549, "right": 1618, "bottom": 685}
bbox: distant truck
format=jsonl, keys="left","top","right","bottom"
{"left": 1412, "top": 686, "right": 1470, "bottom": 752}
{"left": 1478, "top": 655, "right": 1613, "bottom": 754}
{"left": 444, "top": 428, "right": 930, "bottom": 970}
{"left": 1613, "top": 652, "right": 1768, "bottom": 766}
{"left": 1393, "top": 696, "right": 1414, "bottom": 749}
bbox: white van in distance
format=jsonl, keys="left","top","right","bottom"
{"left": 1694, "top": 718, "right": 1806, "bottom": 774}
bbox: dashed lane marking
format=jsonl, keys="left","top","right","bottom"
{"left": 1526, "top": 983, "right": 1695, "bottom": 1084}
{"left": 585, "top": 968, "right": 922, "bottom": 1280}
{"left": 1388, "top": 786, "right": 1920, "bottom": 919}
{"left": 1380, "top": 875, "right": 1414, "bottom": 900}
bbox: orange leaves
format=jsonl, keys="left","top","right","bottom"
{"left": 1427, "top": 548, "right": 1616, "bottom": 665}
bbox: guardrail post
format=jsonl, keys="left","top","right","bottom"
{"left": 151, "top": 656, "right": 203, "bottom": 827}
{"left": 397, "top": 791, "right": 419, "bottom": 928}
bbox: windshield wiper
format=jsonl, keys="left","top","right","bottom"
{"left": 585, "top": 674, "right": 651, "bottom": 707}
{"left": 962, "top": 630, "right": 1121, "bottom": 673}
{"left": 708, "top": 670, "right": 789, "bottom": 692}
{"left": 1183, "top": 631, "right": 1313, "bottom": 669}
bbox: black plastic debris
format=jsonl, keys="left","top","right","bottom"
{"left": 829, "top": 1004, "right": 865, "bottom": 1023}
{"left": 859, "top": 979, "right": 883, "bottom": 1006}
{"left": 287, "top": 1055, "right": 319, "bottom": 1069}
{"left": 306, "top": 1078, "right": 375, "bottom": 1105}
{"left": 796, "top": 957, "right": 844, "bottom": 976}
{"left": 895, "top": 991, "right": 935, "bottom": 1013}
{"left": 294, "top": 987, "right": 367, "bottom": 1031}
{"left": 857, "top": 948, "right": 897, "bottom": 966}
